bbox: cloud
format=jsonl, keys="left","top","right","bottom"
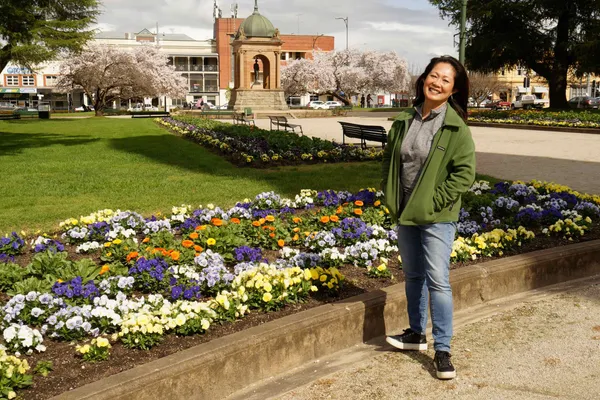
{"left": 95, "top": 0, "right": 459, "bottom": 67}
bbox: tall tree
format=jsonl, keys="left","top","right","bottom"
{"left": 0, "top": 0, "right": 100, "bottom": 73}
{"left": 56, "top": 44, "right": 188, "bottom": 116}
{"left": 281, "top": 49, "right": 410, "bottom": 106}
{"left": 429, "top": 0, "right": 600, "bottom": 108}
{"left": 468, "top": 72, "right": 502, "bottom": 106}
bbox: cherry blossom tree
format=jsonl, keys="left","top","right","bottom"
{"left": 282, "top": 49, "right": 411, "bottom": 106}
{"left": 56, "top": 44, "right": 188, "bottom": 116}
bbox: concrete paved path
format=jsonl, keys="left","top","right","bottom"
{"left": 244, "top": 117, "right": 600, "bottom": 195}
{"left": 228, "top": 276, "right": 600, "bottom": 400}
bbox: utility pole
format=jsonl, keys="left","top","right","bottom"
{"left": 459, "top": 0, "right": 467, "bottom": 64}
{"left": 296, "top": 14, "right": 302, "bottom": 35}
{"left": 336, "top": 17, "right": 348, "bottom": 50}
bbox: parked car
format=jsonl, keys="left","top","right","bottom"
{"left": 568, "top": 96, "right": 599, "bottom": 109}
{"left": 511, "top": 94, "right": 545, "bottom": 110}
{"left": 307, "top": 101, "right": 324, "bottom": 109}
{"left": 218, "top": 103, "right": 229, "bottom": 110}
{"left": 74, "top": 106, "right": 94, "bottom": 112}
{"left": 489, "top": 100, "right": 512, "bottom": 110}
{"left": 315, "top": 101, "right": 343, "bottom": 110}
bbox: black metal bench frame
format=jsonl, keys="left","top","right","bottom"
{"left": 268, "top": 115, "right": 303, "bottom": 135}
{"left": 130, "top": 111, "right": 171, "bottom": 118}
{"left": 232, "top": 112, "right": 255, "bottom": 125}
{"left": 0, "top": 113, "right": 20, "bottom": 120}
{"left": 338, "top": 121, "right": 387, "bottom": 149}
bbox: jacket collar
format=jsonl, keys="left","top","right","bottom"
{"left": 394, "top": 104, "right": 463, "bottom": 128}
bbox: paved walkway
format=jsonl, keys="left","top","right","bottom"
{"left": 229, "top": 276, "right": 600, "bottom": 400}
{"left": 245, "top": 117, "right": 600, "bottom": 195}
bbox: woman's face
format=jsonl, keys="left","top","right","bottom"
{"left": 423, "top": 62, "right": 457, "bottom": 105}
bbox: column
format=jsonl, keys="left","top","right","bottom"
{"left": 239, "top": 51, "right": 245, "bottom": 89}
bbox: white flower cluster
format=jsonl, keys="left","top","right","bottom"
{"left": 106, "top": 226, "right": 137, "bottom": 241}
{"left": 143, "top": 219, "right": 173, "bottom": 235}
{"left": 76, "top": 241, "right": 102, "bottom": 253}
{"left": 469, "top": 180, "right": 491, "bottom": 195}
{"left": 344, "top": 239, "right": 398, "bottom": 267}
{"left": 3, "top": 324, "right": 46, "bottom": 355}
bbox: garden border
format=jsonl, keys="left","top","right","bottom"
{"left": 467, "top": 122, "right": 600, "bottom": 134}
{"left": 52, "top": 239, "right": 600, "bottom": 400}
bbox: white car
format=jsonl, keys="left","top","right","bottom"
{"left": 316, "top": 101, "right": 343, "bottom": 110}
{"left": 307, "top": 101, "right": 324, "bottom": 109}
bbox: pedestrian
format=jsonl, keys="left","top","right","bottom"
{"left": 381, "top": 55, "right": 475, "bottom": 380}
{"left": 360, "top": 94, "right": 365, "bottom": 108}
{"left": 366, "top": 94, "right": 372, "bottom": 108}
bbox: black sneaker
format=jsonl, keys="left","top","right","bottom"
{"left": 433, "top": 351, "right": 456, "bottom": 380}
{"left": 385, "top": 328, "right": 427, "bottom": 350}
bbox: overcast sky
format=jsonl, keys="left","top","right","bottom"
{"left": 96, "top": 0, "right": 458, "bottom": 70}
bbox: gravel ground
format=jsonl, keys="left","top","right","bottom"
{"left": 250, "top": 277, "right": 600, "bottom": 400}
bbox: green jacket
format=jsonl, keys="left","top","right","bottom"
{"left": 381, "top": 106, "right": 476, "bottom": 225}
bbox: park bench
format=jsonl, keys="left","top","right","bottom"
{"left": 268, "top": 115, "right": 303, "bottom": 135}
{"left": 338, "top": 121, "right": 387, "bottom": 149}
{"left": 130, "top": 111, "right": 171, "bottom": 118}
{"left": 0, "top": 112, "right": 20, "bottom": 120}
{"left": 232, "top": 112, "right": 255, "bottom": 126}
{"left": 16, "top": 110, "right": 40, "bottom": 119}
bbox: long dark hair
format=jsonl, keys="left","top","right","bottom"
{"left": 414, "top": 55, "right": 469, "bottom": 121}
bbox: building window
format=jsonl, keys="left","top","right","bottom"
{"left": 45, "top": 75, "right": 58, "bottom": 86}
{"left": 22, "top": 75, "right": 35, "bottom": 86}
{"left": 6, "top": 75, "right": 19, "bottom": 86}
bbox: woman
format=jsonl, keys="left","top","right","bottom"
{"left": 381, "top": 55, "right": 476, "bottom": 380}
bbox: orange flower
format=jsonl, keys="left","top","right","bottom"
{"left": 259, "top": 218, "right": 266, "bottom": 225}
{"left": 161, "top": 249, "right": 169, "bottom": 256}
{"left": 292, "top": 234, "right": 299, "bottom": 241}
{"left": 142, "top": 237, "right": 150, "bottom": 243}
{"left": 268, "top": 226, "right": 276, "bottom": 231}
{"left": 342, "top": 202, "right": 349, "bottom": 206}
{"left": 353, "top": 208, "right": 363, "bottom": 215}
{"left": 230, "top": 217, "right": 241, "bottom": 224}
{"left": 269, "top": 233, "right": 275, "bottom": 238}
{"left": 99, "top": 265, "right": 110, "bottom": 275}
{"left": 277, "top": 239, "right": 285, "bottom": 247}
{"left": 265, "top": 215, "right": 276, "bottom": 222}
{"left": 126, "top": 251, "right": 139, "bottom": 262}
{"left": 330, "top": 215, "right": 339, "bottom": 222}
{"left": 171, "top": 251, "right": 180, "bottom": 261}
{"left": 354, "top": 200, "right": 364, "bottom": 206}
{"left": 189, "top": 232, "right": 199, "bottom": 239}
{"left": 252, "top": 220, "right": 261, "bottom": 227}
{"left": 336, "top": 206, "right": 343, "bottom": 215}
{"left": 211, "top": 218, "right": 223, "bottom": 227}
{"left": 195, "top": 252, "right": 200, "bottom": 257}
{"left": 320, "top": 216, "right": 330, "bottom": 223}
{"left": 374, "top": 200, "right": 381, "bottom": 207}
{"left": 293, "top": 227, "right": 300, "bottom": 233}
{"left": 182, "top": 240, "right": 194, "bottom": 248}
{"left": 194, "top": 245, "right": 203, "bottom": 252}
{"left": 195, "top": 225, "right": 206, "bottom": 231}
{"left": 292, "top": 217, "right": 302, "bottom": 224}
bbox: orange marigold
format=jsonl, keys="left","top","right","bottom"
{"left": 292, "top": 234, "right": 299, "bottom": 241}
{"left": 170, "top": 251, "right": 180, "bottom": 261}
{"left": 330, "top": 215, "right": 339, "bottom": 222}
{"left": 259, "top": 218, "right": 266, "bottom": 225}
{"left": 211, "top": 218, "right": 223, "bottom": 227}
{"left": 277, "top": 239, "right": 285, "bottom": 247}
{"left": 99, "top": 265, "right": 110, "bottom": 275}
{"left": 354, "top": 200, "right": 364, "bottom": 206}
{"left": 269, "top": 233, "right": 276, "bottom": 238}
{"left": 293, "top": 227, "right": 300, "bottom": 232}
{"left": 320, "top": 216, "right": 330, "bottom": 223}
{"left": 265, "top": 215, "right": 275, "bottom": 222}
{"left": 230, "top": 217, "right": 241, "bottom": 224}
{"left": 142, "top": 237, "right": 150, "bottom": 243}
{"left": 374, "top": 200, "right": 381, "bottom": 207}
{"left": 195, "top": 225, "right": 206, "bottom": 231}
{"left": 336, "top": 206, "right": 343, "bottom": 215}
{"left": 189, "top": 232, "right": 199, "bottom": 239}
{"left": 194, "top": 245, "right": 203, "bottom": 252}
{"left": 126, "top": 251, "right": 139, "bottom": 262}
{"left": 354, "top": 208, "right": 363, "bottom": 215}
{"left": 182, "top": 240, "right": 194, "bottom": 248}
{"left": 292, "top": 217, "right": 302, "bottom": 224}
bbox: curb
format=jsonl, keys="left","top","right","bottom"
{"left": 52, "top": 239, "right": 600, "bottom": 400}
{"left": 467, "top": 122, "right": 600, "bottom": 134}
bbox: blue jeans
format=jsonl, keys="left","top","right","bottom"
{"left": 397, "top": 223, "right": 456, "bottom": 352}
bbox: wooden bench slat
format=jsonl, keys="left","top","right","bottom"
{"left": 339, "top": 121, "right": 387, "bottom": 149}
{"left": 268, "top": 115, "right": 303, "bottom": 136}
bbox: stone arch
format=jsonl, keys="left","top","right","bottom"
{"left": 251, "top": 54, "right": 271, "bottom": 89}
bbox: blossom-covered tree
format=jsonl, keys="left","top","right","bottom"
{"left": 281, "top": 49, "right": 411, "bottom": 105}
{"left": 56, "top": 44, "right": 188, "bottom": 116}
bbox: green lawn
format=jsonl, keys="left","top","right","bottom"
{"left": 0, "top": 118, "right": 383, "bottom": 233}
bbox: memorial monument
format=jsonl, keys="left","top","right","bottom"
{"left": 229, "top": 0, "right": 288, "bottom": 111}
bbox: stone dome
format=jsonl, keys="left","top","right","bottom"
{"left": 237, "top": 1, "right": 276, "bottom": 38}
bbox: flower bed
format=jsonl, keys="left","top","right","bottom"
{"left": 157, "top": 116, "right": 383, "bottom": 166}
{"left": 469, "top": 109, "right": 600, "bottom": 129}
{"left": 1, "top": 181, "right": 599, "bottom": 399}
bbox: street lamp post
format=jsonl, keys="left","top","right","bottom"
{"left": 335, "top": 16, "right": 348, "bottom": 50}
{"left": 459, "top": 0, "right": 467, "bottom": 64}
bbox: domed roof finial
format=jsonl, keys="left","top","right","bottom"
{"left": 254, "top": 0, "right": 259, "bottom": 13}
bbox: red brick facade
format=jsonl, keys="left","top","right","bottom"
{"left": 214, "top": 17, "right": 334, "bottom": 90}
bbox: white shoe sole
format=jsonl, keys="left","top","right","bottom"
{"left": 386, "top": 336, "right": 428, "bottom": 351}
{"left": 434, "top": 360, "right": 456, "bottom": 380}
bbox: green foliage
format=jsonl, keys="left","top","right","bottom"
{"left": 0, "top": 263, "right": 27, "bottom": 292}
{"left": 54, "top": 258, "right": 100, "bottom": 282}
{"left": 429, "top": 0, "right": 600, "bottom": 108}
{"left": 471, "top": 109, "right": 600, "bottom": 127}
{"left": 9, "top": 277, "right": 53, "bottom": 297}
{"left": 0, "top": 0, "right": 100, "bottom": 72}
{"left": 33, "top": 361, "right": 53, "bottom": 377}
{"left": 26, "top": 251, "right": 71, "bottom": 277}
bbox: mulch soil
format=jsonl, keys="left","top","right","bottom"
{"left": 14, "top": 222, "right": 600, "bottom": 399}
